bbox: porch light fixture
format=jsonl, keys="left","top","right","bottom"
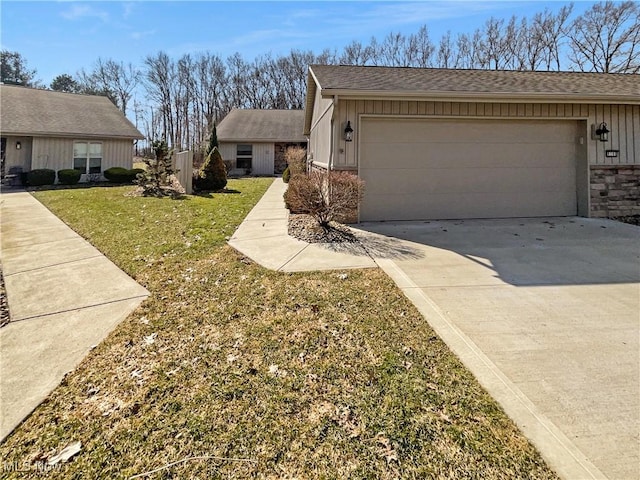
{"left": 595, "top": 122, "right": 609, "bottom": 142}
{"left": 344, "top": 121, "right": 354, "bottom": 142}
{"left": 15, "top": 141, "right": 21, "bottom": 150}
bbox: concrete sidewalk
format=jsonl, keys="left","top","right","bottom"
{"left": 229, "top": 178, "right": 377, "bottom": 271}
{"left": 0, "top": 190, "right": 149, "bottom": 441}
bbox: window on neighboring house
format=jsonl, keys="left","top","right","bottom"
{"left": 236, "top": 144, "right": 252, "bottom": 170}
{"left": 73, "top": 141, "right": 102, "bottom": 174}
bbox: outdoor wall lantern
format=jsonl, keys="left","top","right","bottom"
{"left": 595, "top": 122, "right": 609, "bottom": 142}
{"left": 344, "top": 121, "right": 354, "bottom": 142}
{"left": 15, "top": 141, "right": 21, "bottom": 150}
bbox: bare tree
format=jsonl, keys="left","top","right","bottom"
{"left": 538, "top": 5, "right": 573, "bottom": 70}
{"left": 436, "top": 31, "right": 455, "bottom": 68}
{"left": 340, "top": 40, "right": 373, "bottom": 65}
{"left": 86, "top": 58, "right": 140, "bottom": 114}
{"left": 408, "top": 26, "right": 435, "bottom": 67}
{"left": 454, "top": 33, "right": 475, "bottom": 68}
{"left": 143, "top": 52, "right": 175, "bottom": 144}
{"left": 567, "top": 1, "right": 639, "bottom": 73}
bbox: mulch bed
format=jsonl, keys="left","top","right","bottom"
{"left": 288, "top": 214, "right": 358, "bottom": 244}
{"left": 0, "top": 266, "right": 9, "bottom": 328}
{"left": 614, "top": 215, "right": 640, "bottom": 226}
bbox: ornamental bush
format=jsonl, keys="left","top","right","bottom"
{"left": 195, "top": 146, "right": 227, "bottom": 191}
{"left": 104, "top": 167, "right": 131, "bottom": 183}
{"left": 26, "top": 169, "right": 56, "bottom": 186}
{"left": 282, "top": 167, "right": 291, "bottom": 183}
{"left": 57, "top": 169, "right": 81, "bottom": 185}
{"left": 104, "top": 167, "right": 146, "bottom": 184}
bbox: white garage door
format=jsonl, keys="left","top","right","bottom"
{"left": 359, "top": 118, "right": 578, "bottom": 221}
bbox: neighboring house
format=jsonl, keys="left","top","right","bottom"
{"left": 304, "top": 65, "right": 640, "bottom": 222}
{"left": 0, "top": 84, "right": 143, "bottom": 183}
{"left": 217, "top": 109, "right": 306, "bottom": 176}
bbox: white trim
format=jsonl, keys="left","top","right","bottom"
{"left": 321, "top": 89, "right": 640, "bottom": 105}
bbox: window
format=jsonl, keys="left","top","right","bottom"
{"left": 73, "top": 141, "right": 102, "bottom": 174}
{"left": 236, "top": 144, "right": 252, "bottom": 170}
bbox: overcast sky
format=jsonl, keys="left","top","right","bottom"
{"left": 1, "top": 1, "right": 600, "bottom": 87}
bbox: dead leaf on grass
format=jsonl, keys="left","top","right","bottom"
{"left": 375, "top": 432, "right": 399, "bottom": 464}
{"left": 47, "top": 441, "right": 82, "bottom": 466}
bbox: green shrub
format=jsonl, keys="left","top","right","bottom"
{"left": 282, "top": 167, "right": 291, "bottom": 183}
{"left": 195, "top": 146, "right": 227, "bottom": 191}
{"left": 130, "top": 168, "right": 145, "bottom": 179}
{"left": 104, "top": 167, "right": 131, "bottom": 183}
{"left": 104, "top": 167, "right": 142, "bottom": 184}
{"left": 57, "top": 169, "right": 81, "bottom": 185}
{"left": 27, "top": 169, "right": 56, "bottom": 186}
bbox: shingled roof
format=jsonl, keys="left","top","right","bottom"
{"left": 305, "top": 65, "right": 640, "bottom": 135}
{"left": 217, "top": 109, "right": 306, "bottom": 143}
{"left": 308, "top": 65, "right": 640, "bottom": 101}
{"left": 0, "top": 84, "right": 143, "bottom": 139}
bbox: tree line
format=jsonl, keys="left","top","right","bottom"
{"left": 1, "top": 1, "right": 638, "bottom": 152}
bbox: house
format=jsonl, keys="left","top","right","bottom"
{"left": 0, "top": 85, "right": 144, "bottom": 183}
{"left": 304, "top": 65, "right": 640, "bottom": 222}
{"left": 217, "top": 109, "right": 306, "bottom": 176}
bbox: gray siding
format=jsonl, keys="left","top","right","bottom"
{"left": 219, "top": 141, "right": 275, "bottom": 175}
{"left": 328, "top": 100, "right": 639, "bottom": 168}
{"left": 3, "top": 136, "right": 32, "bottom": 172}
{"left": 31, "top": 137, "right": 134, "bottom": 173}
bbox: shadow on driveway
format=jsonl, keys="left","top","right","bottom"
{"left": 355, "top": 216, "right": 640, "bottom": 286}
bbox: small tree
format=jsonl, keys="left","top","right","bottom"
{"left": 195, "top": 146, "right": 227, "bottom": 191}
{"left": 284, "top": 171, "right": 364, "bottom": 227}
{"left": 206, "top": 124, "right": 219, "bottom": 156}
{"left": 135, "top": 139, "right": 178, "bottom": 197}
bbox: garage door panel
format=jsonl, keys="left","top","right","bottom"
{"left": 362, "top": 191, "right": 576, "bottom": 221}
{"left": 361, "top": 143, "right": 576, "bottom": 170}
{"left": 360, "top": 118, "right": 578, "bottom": 221}
{"left": 362, "top": 118, "right": 578, "bottom": 145}
{"left": 361, "top": 167, "right": 576, "bottom": 195}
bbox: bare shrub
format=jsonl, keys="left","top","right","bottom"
{"left": 284, "top": 146, "right": 307, "bottom": 175}
{"left": 284, "top": 171, "right": 364, "bottom": 227}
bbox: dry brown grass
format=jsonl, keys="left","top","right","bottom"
{"left": 0, "top": 179, "right": 558, "bottom": 479}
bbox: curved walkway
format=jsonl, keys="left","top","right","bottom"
{"left": 0, "top": 189, "right": 148, "bottom": 441}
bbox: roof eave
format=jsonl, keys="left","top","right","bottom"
{"left": 0, "top": 131, "right": 144, "bottom": 140}
{"left": 319, "top": 88, "right": 640, "bottom": 105}
{"left": 219, "top": 138, "right": 307, "bottom": 144}
{"left": 303, "top": 68, "right": 320, "bottom": 136}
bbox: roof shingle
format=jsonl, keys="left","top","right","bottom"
{"left": 0, "top": 85, "right": 143, "bottom": 139}
{"left": 309, "top": 65, "right": 640, "bottom": 101}
{"left": 217, "top": 109, "right": 306, "bottom": 142}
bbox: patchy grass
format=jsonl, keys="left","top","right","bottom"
{"left": 1, "top": 179, "right": 558, "bottom": 479}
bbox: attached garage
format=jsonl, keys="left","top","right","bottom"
{"left": 303, "top": 65, "right": 640, "bottom": 222}
{"left": 359, "top": 117, "right": 579, "bottom": 221}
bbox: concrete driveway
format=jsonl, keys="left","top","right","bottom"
{"left": 356, "top": 217, "right": 639, "bottom": 480}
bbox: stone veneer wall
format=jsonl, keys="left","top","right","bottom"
{"left": 590, "top": 165, "right": 640, "bottom": 219}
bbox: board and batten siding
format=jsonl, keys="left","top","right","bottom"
{"left": 329, "top": 100, "right": 639, "bottom": 168}
{"left": 31, "top": 137, "right": 135, "bottom": 172}
{"left": 218, "top": 142, "right": 275, "bottom": 175}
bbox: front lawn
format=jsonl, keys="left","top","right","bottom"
{"left": 1, "top": 179, "right": 557, "bottom": 479}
